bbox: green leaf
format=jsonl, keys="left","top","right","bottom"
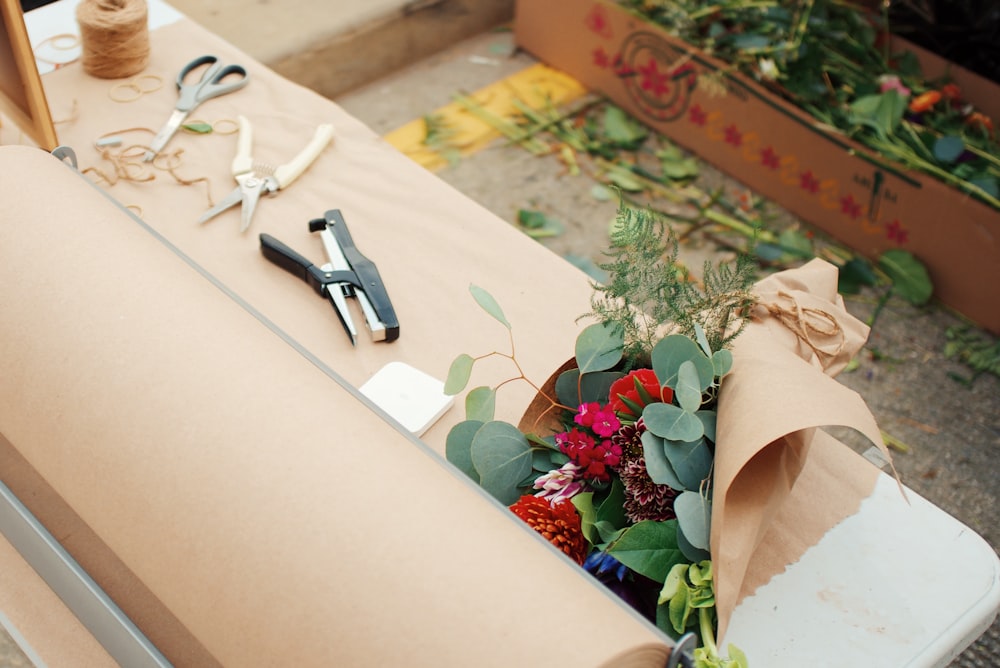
{"left": 643, "top": 403, "right": 705, "bottom": 442}
{"left": 848, "top": 91, "right": 906, "bottom": 137}
{"left": 694, "top": 323, "right": 712, "bottom": 358}
{"left": 181, "top": 121, "right": 213, "bottom": 134}
{"left": 838, "top": 257, "right": 878, "bottom": 294}
{"left": 674, "top": 491, "right": 712, "bottom": 551}
{"left": 696, "top": 410, "right": 717, "bottom": 443}
{"left": 878, "top": 249, "right": 933, "bottom": 305}
{"left": 516, "top": 209, "right": 563, "bottom": 238}
{"left": 575, "top": 322, "right": 624, "bottom": 373}
{"left": 465, "top": 386, "right": 496, "bottom": 422}
{"left": 603, "top": 105, "right": 648, "bottom": 147}
{"left": 641, "top": 431, "right": 686, "bottom": 490}
{"left": 607, "top": 520, "right": 685, "bottom": 582}
{"left": 711, "top": 349, "right": 733, "bottom": 377}
{"left": 555, "top": 369, "right": 624, "bottom": 407}
{"left": 933, "top": 135, "right": 965, "bottom": 163}
{"left": 444, "top": 354, "right": 474, "bottom": 395}
{"left": 445, "top": 420, "right": 484, "bottom": 482}
{"left": 675, "top": 360, "right": 703, "bottom": 413}
{"left": 663, "top": 438, "right": 713, "bottom": 489}
{"left": 777, "top": 228, "right": 814, "bottom": 258}
{"left": 677, "top": 525, "right": 712, "bottom": 563}
{"left": 470, "top": 421, "right": 533, "bottom": 504}
{"left": 596, "top": 476, "right": 629, "bottom": 531}
{"left": 651, "top": 335, "right": 714, "bottom": 391}
{"left": 668, "top": 579, "right": 694, "bottom": 633}
{"left": 571, "top": 492, "right": 597, "bottom": 543}
{"left": 469, "top": 284, "right": 511, "bottom": 329}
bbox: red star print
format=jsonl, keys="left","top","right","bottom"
{"left": 689, "top": 104, "right": 707, "bottom": 126}
{"left": 593, "top": 47, "right": 609, "bottom": 68}
{"left": 724, "top": 124, "right": 743, "bottom": 147}
{"left": 585, "top": 6, "right": 613, "bottom": 38}
{"left": 800, "top": 170, "right": 820, "bottom": 193}
{"left": 760, "top": 146, "right": 780, "bottom": 169}
{"left": 839, "top": 194, "right": 862, "bottom": 219}
{"left": 639, "top": 58, "right": 670, "bottom": 97}
{"left": 886, "top": 219, "right": 909, "bottom": 244}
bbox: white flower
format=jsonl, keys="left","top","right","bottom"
{"left": 758, "top": 58, "right": 779, "bottom": 81}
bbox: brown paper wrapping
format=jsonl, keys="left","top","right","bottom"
{"left": 0, "top": 144, "right": 670, "bottom": 666}
{"left": 712, "top": 259, "right": 891, "bottom": 638}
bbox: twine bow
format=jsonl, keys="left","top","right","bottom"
{"left": 759, "top": 290, "right": 846, "bottom": 367}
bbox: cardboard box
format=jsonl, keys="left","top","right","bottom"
{"left": 515, "top": 0, "right": 1000, "bottom": 334}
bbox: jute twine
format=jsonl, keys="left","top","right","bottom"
{"left": 76, "top": 0, "right": 150, "bottom": 79}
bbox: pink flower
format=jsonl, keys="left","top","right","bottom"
{"left": 574, "top": 402, "right": 601, "bottom": 428}
{"left": 533, "top": 462, "right": 585, "bottom": 504}
{"left": 878, "top": 74, "right": 911, "bottom": 99}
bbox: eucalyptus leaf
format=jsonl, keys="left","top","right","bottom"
{"left": 674, "top": 491, "right": 712, "bottom": 551}
{"left": 712, "top": 349, "right": 733, "bottom": 377}
{"left": 464, "top": 386, "right": 496, "bottom": 422}
{"left": 878, "top": 249, "right": 933, "bottom": 305}
{"left": 675, "top": 360, "right": 703, "bottom": 413}
{"left": 663, "top": 438, "right": 713, "bottom": 490}
{"left": 555, "top": 369, "right": 624, "bottom": 407}
{"left": 933, "top": 135, "right": 965, "bottom": 164}
{"left": 651, "top": 334, "right": 714, "bottom": 391}
{"left": 694, "top": 323, "right": 712, "bottom": 358}
{"left": 677, "top": 523, "right": 712, "bottom": 563}
{"left": 641, "top": 431, "right": 686, "bottom": 490}
{"left": 575, "top": 322, "right": 624, "bottom": 373}
{"left": 470, "top": 421, "right": 533, "bottom": 504}
{"left": 603, "top": 105, "right": 648, "bottom": 147}
{"left": 444, "top": 354, "right": 474, "bottom": 395}
{"left": 469, "top": 284, "right": 511, "bottom": 329}
{"left": 606, "top": 520, "right": 685, "bottom": 582}
{"left": 643, "top": 402, "right": 704, "bottom": 443}
{"left": 778, "top": 228, "right": 814, "bottom": 258}
{"left": 695, "top": 410, "right": 717, "bottom": 443}
{"left": 445, "top": 420, "right": 484, "bottom": 482}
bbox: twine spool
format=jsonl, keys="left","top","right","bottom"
{"left": 76, "top": 0, "right": 150, "bottom": 79}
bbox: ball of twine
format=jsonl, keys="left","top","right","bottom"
{"left": 76, "top": 0, "right": 150, "bottom": 79}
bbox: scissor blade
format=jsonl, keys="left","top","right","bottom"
{"left": 143, "top": 109, "right": 189, "bottom": 162}
{"left": 197, "top": 186, "right": 243, "bottom": 224}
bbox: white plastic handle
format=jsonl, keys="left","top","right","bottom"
{"left": 231, "top": 115, "right": 254, "bottom": 176}
{"left": 273, "top": 123, "right": 335, "bottom": 189}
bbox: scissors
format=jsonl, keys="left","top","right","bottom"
{"left": 197, "top": 115, "right": 335, "bottom": 231}
{"left": 142, "top": 55, "right": 249, "bottom": 162}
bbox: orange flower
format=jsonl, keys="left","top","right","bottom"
{"left": 509, "top": 495, "right": 588, "bottom": 565}
{"left": 967, "top": 112, "right": 995, "bottom": 134}
{"left": 909, "top": 90, "right": 941, "bottom": 113}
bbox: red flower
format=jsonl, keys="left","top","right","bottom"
{"left": 609, "top": 369, "right": 673, "bottom": 419}
{"left": 509, "top": 495, "right": 588, "bottom": 565}
{"left": 555, "top": 429, "right": 622, "bottom": 482}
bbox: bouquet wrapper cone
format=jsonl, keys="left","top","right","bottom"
{"left": 712, "top": 258, "right": 896, "bottom": 640}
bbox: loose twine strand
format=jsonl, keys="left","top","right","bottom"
{"left": 76, "top": 0, "right": 149, "bottom": 79}
{"left": 761, "top": 290, "right": 846, "bottom": 364}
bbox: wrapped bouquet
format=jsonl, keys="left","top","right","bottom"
{"left": 444, "top": 205, "right": 896, "bottom": 666}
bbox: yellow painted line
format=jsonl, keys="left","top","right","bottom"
{"left": 384, "top": 63, "right": 588, "bottom": 172}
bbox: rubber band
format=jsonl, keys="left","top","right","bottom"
{"left": 212, "top": 118, "right": 239, "bottom": 135}
{"left": 108, "top": 74, "right": 163, "bottom": 102}
{"left": 109, "top": 83, "right": 142, "bottom": 102}
{"left": 33, "top": 33, "right": 82, "bottom": 67}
